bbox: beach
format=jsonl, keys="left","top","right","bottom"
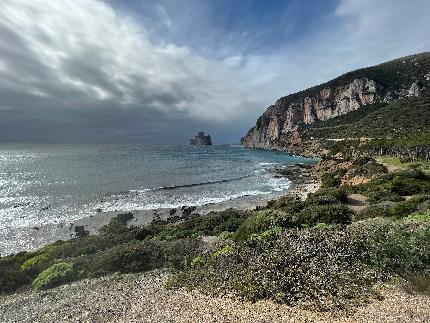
{"left": 1, "top": 162, "right": 319, "bottom": 256}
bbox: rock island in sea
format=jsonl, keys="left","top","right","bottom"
{"left": 190, "top": 131, "right": 212, "bottom": 145}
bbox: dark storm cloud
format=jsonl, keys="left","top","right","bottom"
{"left": 0, "top": 0, "right": 430, "bottom": 143}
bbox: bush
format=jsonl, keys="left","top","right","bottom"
{"left": 169, "top": 218, "right": 430, "bottom": 309}
{"left": 74, "top": 239, "right": 202, "bottom": 277}
{"left": 352, "top": 157, "right": 375, "bottom": 167}
{"left": 139, "top": 208, "right": 250, "bottom": 241}
{"left": 307, "top": 187, "right": 348, "bottom": 204}
{"left": 0, "top": 252, "right": 35, "bottom": 293}
{"left": 352, "top": 157, "right": 387, "bottom": 177}
{"left": 322, "top": 173, "right": 342, "bottom": 188}
{"left": 32, "top": 262, "right": 74, "bottom": 290}
{"left": 20, "top": 253, "right": 51, "bottom": 273}
{"left": 391, "top": 195, "right": 430, "bottom": 218}
{"left": 357, "top": 203, "right": 394, "bottom": 220}
{"left": 391, "top": 177, "right": 424, "bottom": 196}
{"left": 353, "top": 168, "right": 430, "bottom": 198}
{"left": 367, "top": 190, "right": 405, "bottom": 204}
{"left": 233, "top": 210, "right": 281, "bottom": 242}
{"left": 296, "top": 204, "right": 354, "bottom": 227}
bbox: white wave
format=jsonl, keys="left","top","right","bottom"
{"left": 257, "top": 162, "right": 280, "bottom": 166}
{"left": 129, "top": 188, "right": 152, "bottom": 193}
{"left": 93, "top": 189, "right": 270, "bottom": 213}
{"left": 265, "top": 176, "right": 291, "bottom": 192}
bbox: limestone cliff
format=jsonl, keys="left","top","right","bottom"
{"left": 241, "top": 52, "right": 430, "bottom": 151}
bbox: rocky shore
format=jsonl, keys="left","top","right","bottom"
{"left": 1, "top": 163, "right": 319, "bottom": 256}
{"left": 1, "top": 270, "right": 429, "bottom": 323}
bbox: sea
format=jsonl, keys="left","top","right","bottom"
{"left": 0, "top": 143, "right": 315, "bottom": 253}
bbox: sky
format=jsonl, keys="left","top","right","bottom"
{"left": 0, "top": 0, "right": 429, "bottom": 144}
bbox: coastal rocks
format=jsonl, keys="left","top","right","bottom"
{"left": 74, "top": 226, "right": 89, "bottom": 239}
{"left": 181, "top": 205, "right": 197, "bottom": 218}
{"left": 190, "top": 132, "right": 212, "bottom": 145}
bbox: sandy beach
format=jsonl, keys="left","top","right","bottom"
{"left": 1, "top": 163, "right": 319, "bottom": 256}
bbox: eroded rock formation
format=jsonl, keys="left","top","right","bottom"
{"left": 190, "top": 131, "right": 212, "bottom": 145}
{"left": 241, "top": 53, "right": 430, "bottom": 151}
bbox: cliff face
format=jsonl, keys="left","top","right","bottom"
{"left": 241, "top": 53, "right": 430, "bottom": 151}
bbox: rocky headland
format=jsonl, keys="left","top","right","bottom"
{"left": 241, "top": 52, "right": 430, "bottom": 156}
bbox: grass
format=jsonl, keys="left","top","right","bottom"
{"left": 377, "top": 157, "right": 412, "bottom": 170}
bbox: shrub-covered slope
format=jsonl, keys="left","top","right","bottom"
{"left": 2, "top": 157, "right": 430, "bottom": 310}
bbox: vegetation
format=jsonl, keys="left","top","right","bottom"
{"left": 352, "top": 168, "right": 430, "bottom": 198}
{"left": 303, "top": 97, "right": 430, "bottom": 140}
{"left": 32, "top": 262, "right": 74, "bottom": 290}
{"left": 1, "top": 155, "right": 430, "bottom": 310}
{"left": 169, "top": 217, "right": 430, "bottom": 309}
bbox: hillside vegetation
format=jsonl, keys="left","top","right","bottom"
{"left": 2, "top": 157, "right": 430, "bottom": 310}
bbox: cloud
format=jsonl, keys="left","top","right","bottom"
{"left": 0, "top": 0, "right": 429, "bottom": 143}
{"left": 0, "top": 0, "right": 270, "bottom": 142}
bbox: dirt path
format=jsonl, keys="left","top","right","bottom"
{"left": 1, "top": 271, "right": 430, "bottom": 323}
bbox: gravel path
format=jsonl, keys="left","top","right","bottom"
{"left": 1, "top": 270, "right": 429, "bottom": 323}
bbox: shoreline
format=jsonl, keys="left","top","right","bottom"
{"left": 0, "top": 163, "right": 320, "bottom": 256}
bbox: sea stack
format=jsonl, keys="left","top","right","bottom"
{"left": 190, "top": 131, "right": 212, "bottom": 145}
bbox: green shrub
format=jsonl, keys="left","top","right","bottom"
{"left": 322, "top": 173, "right": 342, "bottom": 188}
{"left": 402, "top": 210, "right": 430, "bottom": 223}
{"left": 353, "top": 168, "right": 430, "bottom": 198}
{"left": 116, "top": 212, "right": 134, "bottom": 224}
{"left": 307, "top": 187, "right": 348, "bottom": 204}
{"left": 352, "top": 157, "right": 375, "bottom": 167}
{"left": 32, "top": 262, "right": 74, "bottom": 290}
{"left": 233, "top": 210, "right": 280, "bottom": 242}
{"left": 73, "top": 239, "right": 201, "bottom": 277}
{"left": 391, "top": 177, "right": 424, "bottom": 196}
{"left": 352, "top": 157, "right": 387, "bottom": 177}
{"left": 99, "top": 218, "right": 130, "bottom": 236}
{"left": 367, "top": 190, "right": 405, "bottom": 204}
{"left": 0, "top": 252, "right": 35, "bottom": 293}
{"left": 296, "top": 204, "right": 354, "bottom": 227}
{"left": 140, "top": 208, "right": 250, "bottom": 241}
{"left": 391, "top": 195, "right": 430, "bottom": 218}
{"left": 266, "top": 195, "right": 300, "bottom": 209}
{"left": 357, "top": 203, "right": 394, "bottom": 220}
{"left": 191, "top": 256, "right": 205, "bottom": 267}
{"left": 20, "top": 253, "right": 50, "bottom": 272}
{"left": 169, "top": 218, "right": 430, "bottom": 309}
